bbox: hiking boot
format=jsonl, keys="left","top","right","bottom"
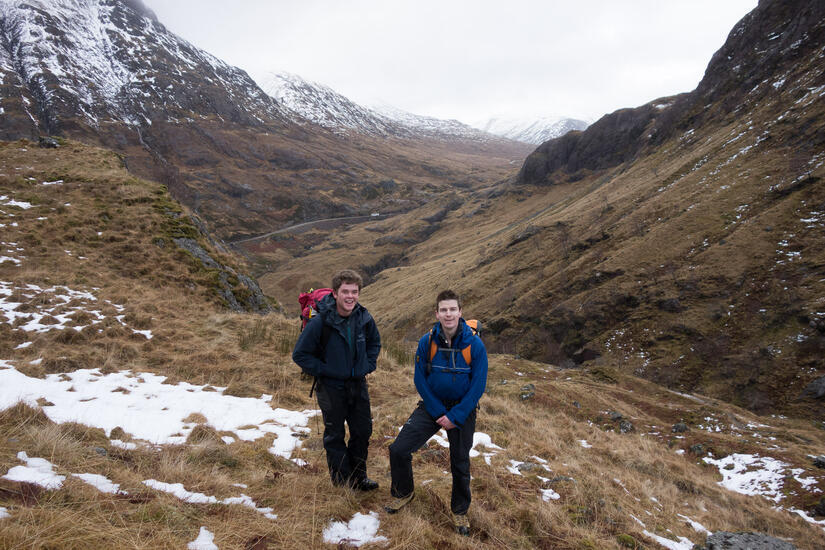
{"left": 453, "top": 513, "right": 470, "bottom": 536}
{"left": 383, "top": 492, "right": 414, "bottom": 514}
{"left": 351, "top": 477, "right": 379, "bottom": 492}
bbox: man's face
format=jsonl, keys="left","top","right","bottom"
{"left": 333, "top": 282, "right": 360, "bottom": 317}
{"left": 435, "top": 299, "right": 461, "bottom": 334}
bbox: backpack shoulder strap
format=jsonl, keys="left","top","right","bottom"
{"left": 427, "top": 327, "right": 477, "bottom": 373}
{"left": 426, "top": 329, "right": 437, "bottom": 374}
{"left": 461, "top": 345, "right": 472, "bottom": 366}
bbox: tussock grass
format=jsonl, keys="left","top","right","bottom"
{"left": 1, "top": 140, "right": 824, "bottom": 548}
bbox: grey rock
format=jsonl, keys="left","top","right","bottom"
{"left": 813, "top": 455, "right": 825, "bottom": 469}
{"left": 801, "top": 376, "right": 825, "bottom": 399}
{"left": 173, "top": 237, "right": 272, "bottom": 314}
{"left": 547, "top": 475, "right": 575, "bottom": 484}
{"left": 93, "top": 447, "right": 108, "bottom": 456}
{"left": 609, "top": 411, "right": 623, "bottom": 421}
{"left": 619, "top": 420, "right": 634, "bottom": 433}
{"left": 174, "top": 238, "right": 221, "bottom": 269}
{"left": 699, "top": 531, "right": 797, "bottom": 549}
{"left": 672, "top": 422, "right": 688, "bottom": 433}
{"left": 517, "top": 462, "right": 542, "bottom": 473}
{"left": 690, "top": 444, "right": 705, "bottom": 456}
{"left": 814, "top": 496, "right": 825, "bottom": 516}
{"left": 38, "top": 136, "right": 60, "bottom": 148}
{"left": 520, "top": 383, "right": 536, "bottom": 401}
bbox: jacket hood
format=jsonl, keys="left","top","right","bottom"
{"left": 317, "top": 292, "right": 367, "bottom": 323}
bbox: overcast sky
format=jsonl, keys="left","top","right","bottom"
{"left": 141, "top": 0, "right": 758, "bottom": 126}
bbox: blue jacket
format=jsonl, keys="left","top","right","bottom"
{"left": 414, "top": 319, "right": 487, "bottom": 427}
{"left": 292, "top": 294, "right": 381, "bottom": 380}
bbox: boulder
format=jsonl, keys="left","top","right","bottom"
{"left": 520, "top": 384, "right": 536, "bottom": 401}
{"left": 690, "top": 444, "right": 705, "bottom": 456}
{"left": 801, "top": 376, "right": 825, "bottom": 399}
{"left": 814, "top": 496, "right": 825, "bottom": 517}
{"left": 698, "top": 531, "right": 797, "bottom": 549}
{"left": 517, "top": 462, "right": 542, "bottom": 474}
{"left": 38, "top": 136, "right": 60, "bottom": 148}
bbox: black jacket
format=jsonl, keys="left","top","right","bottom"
{"left": 292, "top": 294, "right": 381, "bottom": 380}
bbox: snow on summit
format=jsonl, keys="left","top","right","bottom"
{"left": 268, "top": 72, "right": 509, "bottom": 143}
{"left": 0, "top": 0, "right": 283, "bottom": 126}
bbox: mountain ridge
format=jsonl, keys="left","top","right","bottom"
{"left": 268, "top": 72, "right": 522, "bottom": 145}
{"left": 0, "top": 0, "right": 531, "bottom": 240}
{"left": 474, "top": 115, "right": 590, "bottom": 145}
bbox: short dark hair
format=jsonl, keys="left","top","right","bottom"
{"left": 332, "top": 269, "right": 363, "bottom": 292}
{"left": 435, "top": 289, "right": 461, "bottom": 310}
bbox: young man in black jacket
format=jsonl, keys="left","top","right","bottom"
{"left": 292, "top": 269, "right": 381, "bottom": 490}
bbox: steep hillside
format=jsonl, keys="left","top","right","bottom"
{"left": 0, "top": 0, "right": 530, "bottom": 240}
{"left": 0, "top": 141, "right": 824, "bottom": 550}
{"left": 260, "top": 0, "right": 825, "bottom": 419}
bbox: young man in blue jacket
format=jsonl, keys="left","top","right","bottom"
{"left": 385, "top": 290, "right": 487, "bottom": 536}
{"left": 292, "top": 269, "right": 381, "bottom": 491}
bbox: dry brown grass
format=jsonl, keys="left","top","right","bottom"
{"left": 254, "top": 86, "right": 825, "bottom": 424}
{"left": 2, "top": 140, "right": 825, "bottom": 548}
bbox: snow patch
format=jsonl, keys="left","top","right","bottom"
{"left": 322, "top": 511, "right": 388, "bottom": 547}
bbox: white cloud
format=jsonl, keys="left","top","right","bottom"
{"left": 143, "top": 0, "right": 757, "bottom": 123}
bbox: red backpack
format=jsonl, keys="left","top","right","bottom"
{"left": 298, "top": 288, "right": 333, "bottom": 330}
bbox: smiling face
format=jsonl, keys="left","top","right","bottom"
{"left": 333, "top": 282, "right": 360, "bottom": 317}
{"left": 435, "top": 299, "right": 461, "bottom": 338}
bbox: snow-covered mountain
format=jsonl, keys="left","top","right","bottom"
{"left": 267, "top": 72, "right": 512, "bottom": 143}
{"left": 0, "top": 0, "right": 531, "bottom": 238}
{"left": 0, "top": 0, "right": 290, "bottom": 137}
{"left": 475, "top": 116, "right": 590, "bottom": 145}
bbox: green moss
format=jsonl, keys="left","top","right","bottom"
{"left": 616, "top": 534, "right": 638, "bottom": 548}
{"left": 588, "top": 366, "right": 619, "bottom": 384}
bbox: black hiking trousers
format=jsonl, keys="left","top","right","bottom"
{"left": 315, "top": 377, "right": 372, "bottom": 487}
{"left": 389, "top": 401, "right": 477, "bottom": 514}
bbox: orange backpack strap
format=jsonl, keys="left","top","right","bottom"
{"left": 426, "top": 329, "right": 436, "bottom": 374}
{"left": 461, "top": 345, "right": 472, "bottom": 365}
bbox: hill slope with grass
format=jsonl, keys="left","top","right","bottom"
{"left": 256, "top": 0, "right": 825, "bottom": 420}
{"left": 0, "top": 0, "right": 530, "bottom": 240}
{"left": 1, "top": 140, "right": 825, "bottom": 548}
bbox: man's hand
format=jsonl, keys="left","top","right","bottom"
{"left": 436, "top": 415, "right": 457, "bottom": 430}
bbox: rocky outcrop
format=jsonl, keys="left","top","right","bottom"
{"left": 173, "top": 238, "right": 272, "bottom": 314}
{"left": 517, "top": 102, "right": 666, "bottom": 184}
{"left": 697, "top": 531, "right": 797, "bottom": 550}
{"left": 517, "top": 0, "right": 825, "bottom": 186}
